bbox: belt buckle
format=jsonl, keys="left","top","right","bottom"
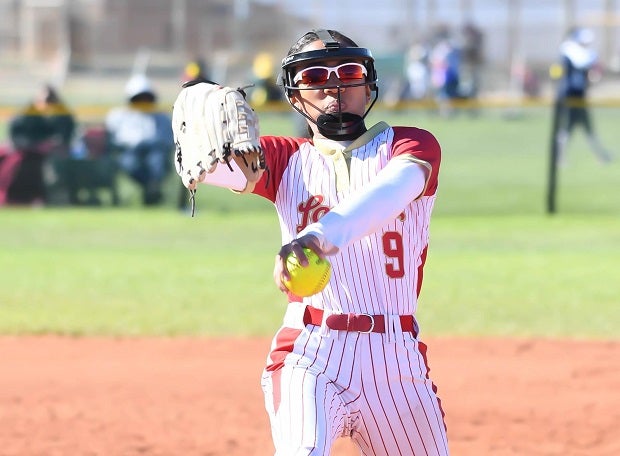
{"left": 359, "top": 313, "right": 375, "bottom": 333}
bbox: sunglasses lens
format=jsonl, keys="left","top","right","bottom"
{"left": 298, "top": 68, "right": 329, "bottom": 85}
{"left": 337, "top": 63, "right": 366, "bottom": 81}
{"left": 294, "top": 63, "right": 367, "bottom": 85}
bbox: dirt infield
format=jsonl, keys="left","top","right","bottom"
{"left": 1, "top": 336, "right": 618, "bottom": 456}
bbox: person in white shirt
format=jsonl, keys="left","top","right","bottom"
{"left": 106, "top": 75, "right": 175, "bottom": 204}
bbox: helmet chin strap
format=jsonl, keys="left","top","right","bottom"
{"left": 316, "top": 113, "right": 366, "bottom": 140}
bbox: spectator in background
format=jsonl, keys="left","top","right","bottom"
{"left": 402, "top": 42, "right": 430, "bottom": 101}
{"left": 460, "top": 21, "right": 484, "bottom": 100}
{"left": 1, "top": 84, "right": 76, "bottom": 205}
{"left": 250, "top": 52, "right": 283, "bottom": 107}
{"left": 249, "top": 51, "right": 309, "bottom": 138}
{"left": 9, "top": 84, "right": 76, "bottom": 155}
{"left": 428, "top": 26, "right": 463, "bottom": 116}
{"left": 105, "top": 74, "right": 175, "bottom": 205}
{"left": 551, "top": 27, "right": 612, "bottom": 164}
{"left": 182, "top": 57, "right": 211, "bottom": 84}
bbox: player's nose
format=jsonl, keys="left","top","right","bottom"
{"left": 324, "top": 75, "right": 346, "bottom": 93}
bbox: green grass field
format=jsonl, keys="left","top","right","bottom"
{"left": 1, "top": 107, "right": 619, "bottom": 339}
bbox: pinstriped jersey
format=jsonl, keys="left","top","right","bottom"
{"left": 253, "top": 122, "right": 441, "bottom": 318}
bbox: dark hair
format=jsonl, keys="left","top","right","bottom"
{"left": 129, "top": 92, "right": 157, "bottom": 104}
{"left": 43, "top": 84, "right": 61, "bottom": 104}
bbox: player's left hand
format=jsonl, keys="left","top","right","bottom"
{"left": 171, "top": 79, "right": 265, "bottom": 190}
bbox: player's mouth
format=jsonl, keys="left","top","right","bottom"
{"left": 325, "top": 101, "right": 345, "bottom": 113}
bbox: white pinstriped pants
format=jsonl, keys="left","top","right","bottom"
{"left": 261, "top": 324, "right": 449, "bottom": 456}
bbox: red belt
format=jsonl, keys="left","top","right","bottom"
{"left": 303, "top": 306, "right": 418, "bottom": 336}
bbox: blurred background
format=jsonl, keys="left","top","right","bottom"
{"left": 0, "top": 0, "right": 619, "bottom": 111}
{"left": 0, "top": 0, "right": 619, "bottom": 209}
{"left": 0, "top": 0, "right": 618, "bottom": 338}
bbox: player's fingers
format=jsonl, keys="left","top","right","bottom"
{"left": 296, "top": 234, "right": 325, "bottom": 260}
{"left": 288, "top": 241, "right": 309, "bottom": 267}
{"left": 273, "top": 254, "right": 289, "bottom": 291}
{"left": 274, "top": 254, "right": 287, "bottom": 278}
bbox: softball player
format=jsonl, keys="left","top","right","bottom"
{"left": 180, "top": 29, "right": 449, "bottom": 455}
{"left": 553, "top": 27, "right": 612, "bottom": 164}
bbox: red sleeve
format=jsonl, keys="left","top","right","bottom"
{"left": 252, "top": 136, "right": 310, "bottom": 202}
{"left": 392, "top": 126, "right": 441, "bottom": 196}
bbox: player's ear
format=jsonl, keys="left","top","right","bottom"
{"left": 365, "top": 86, "right": 371, "bottom": 102}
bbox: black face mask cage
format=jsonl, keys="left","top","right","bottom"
{"left": 285, "top": 83, "right": 379, "bottom": 140}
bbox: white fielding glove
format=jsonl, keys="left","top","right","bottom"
{"left": 172, "top": 80, "right": 264, "bottom": 190}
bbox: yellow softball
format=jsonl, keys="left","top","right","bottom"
{"left": 283, "top": 248, "right": 331, "bottom": 297}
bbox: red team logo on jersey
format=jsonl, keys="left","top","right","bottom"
{"left": 295, "top": 197, "right": 409, "bottom": 280}
{"left": 296, "top": 195, "right": 331, "bottom": 233}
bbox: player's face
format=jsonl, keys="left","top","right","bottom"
{"left": 290, "top": 40, "right": 371, "bottom": 137}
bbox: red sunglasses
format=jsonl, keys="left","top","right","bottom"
{"left": 293, "top": 62, "right": 368, "bottom": 86}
